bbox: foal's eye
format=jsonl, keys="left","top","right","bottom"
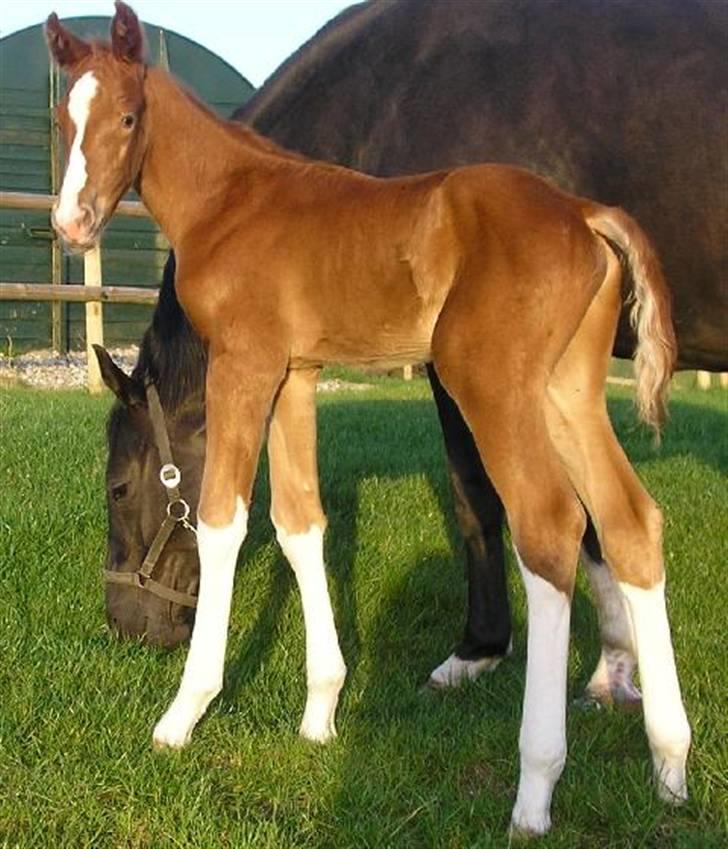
{"left": 121, "top": 114, "right": 135, "bottom": 130}
{"left": 111, "top": 483, "right": 128, "bottom": 502}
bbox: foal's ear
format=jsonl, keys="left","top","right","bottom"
{"left": 111, "top": 1, "right": 145, "bottom": 64}
{"left": 45, "top": 13, "right": 91, "bottom": 69}
{"left": 93, "top": 345, "right": 146, "bottom": 408}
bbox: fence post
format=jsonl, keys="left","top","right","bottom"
{"left": 696, "top": 370, "right": 711, "bottom": 390}
{"left": 83, "top": 244, "right": 104, "bottom": 394}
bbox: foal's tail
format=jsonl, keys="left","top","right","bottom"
{"left": 584, "top": 205, "right": 677, "bottom": 438}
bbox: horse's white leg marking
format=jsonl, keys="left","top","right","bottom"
{"left": 275, "top": 523, "right": 346, "bottom": 743}
{"left": 581, "top": 548, "right": 641, "bottom": 708}
{"left": 55, "top": 71, "right": 98, "bottom": 235}
{"left": 428, "top": 642, "right": 512, "bottom": 689}
{"left": 511, "top": 550, "right": 570, "bottom": 837}
{"left": 619, "top": 580, "right": 690, "bottom": 802}
{"left": 153, "top": 497, "right": 248, "bottom": 749}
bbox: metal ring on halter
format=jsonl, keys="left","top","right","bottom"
{"left": 167, "top": 498, "right": 191, "bottom": 522}
{"left": 159, "top": 463, "right": 181, "bottom": 489}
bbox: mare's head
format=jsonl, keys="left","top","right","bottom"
{"left": 96, "top": 257, "right": 207, "bottom": 647}
{"left": 46, "top": 2, "right": 147, "bottom": 252}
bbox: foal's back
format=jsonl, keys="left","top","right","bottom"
{"left": 181, "top": 157, "right": 602, "bottom": 369}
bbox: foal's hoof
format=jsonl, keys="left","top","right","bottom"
{"left": 298, "top": 683, "right": 342, "bottom": 744}
{"left": 509, "top": 811, "right": 551, "bottom": 839}
{"left": 427, "top": 647, "right": 510, "bottom": 690}
{"left": 152, "top": 709, "right": 195, "bottom": 750}
{"left": 656, "top": 765, "right": 688, "bottom": 805}
{"left": 299, "top": 717, "right": 337, "bottom": 744}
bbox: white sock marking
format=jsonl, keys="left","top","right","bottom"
{"left": 582, "top": 550, "right": 641, "bottom": 707}
{"left": 428, "top": 645, "right": 511, "bottom": 689}
{"left": 619, "top": 580, "right": 690, "bottom": 802}
{"left": 55, "top": 71, "right": 98, "bottom": 231}
{"left": 511, "top": 550, "right": 570, "bottom": 837}
{"left": 275, "top": 523, "right": 346, "bottom": 743}
{"left": 153, "top": 497, "right": 248, "bottom": 749}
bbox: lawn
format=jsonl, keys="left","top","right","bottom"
{"left": 0, "top": 379, "right": 726, "bottom": 848}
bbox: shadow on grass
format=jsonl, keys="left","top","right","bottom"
{"left": 221, "top": 391, "right": 726, "bottom": 707}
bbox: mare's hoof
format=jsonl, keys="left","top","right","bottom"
{"left": 427, "top": 646, "right": 510, "bottom": 690}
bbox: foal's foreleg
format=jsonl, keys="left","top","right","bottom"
{"left": 153, "top": 351, "right": 284, "bottom": 749}
{"left": 268, "top": 369, "right": 346, "bottom": 743}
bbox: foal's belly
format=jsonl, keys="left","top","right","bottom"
{"left": 289, "top": 306, "right": 438, "bottom": 369}
{"left": 287, "top": 264, "right": 446, "bottom": 369}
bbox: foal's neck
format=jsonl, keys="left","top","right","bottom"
{"left": 137, "top": 68, "right": 283, "bottom": 248}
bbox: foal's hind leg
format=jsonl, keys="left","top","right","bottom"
{"left": 153, "top": 347, "right": 286, "bottom": 749}
{"left": 433, "top": 347, "right": 587, "bottom": 833}
{"left": 546, "top": 252, "right": 690, "bottom": 801}
{"left": 267, "top": 368, "right": 346, "bottom": 743}
{"left": 580, "top": 520, "right": 641, "bottom": 710}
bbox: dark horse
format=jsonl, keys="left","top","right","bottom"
{"left": 95, "top": 0, "right": 725, "bottom": 700}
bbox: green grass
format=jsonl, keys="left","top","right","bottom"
{"left": 0, "top": 381, "right": 726, "bottom": 848}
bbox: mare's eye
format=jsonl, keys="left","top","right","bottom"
{"left": 121, "top": 114, "right": 135, "bottom": 130}
{"left": 111, "top": 483, "right": 128, "bottom": 502}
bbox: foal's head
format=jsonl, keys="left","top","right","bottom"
{"left": 46, "top": 2, "right": 146, "bottom": 251}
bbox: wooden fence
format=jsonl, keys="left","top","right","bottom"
{"left": 0, "top": 190, "right": 158, "bottom": 393}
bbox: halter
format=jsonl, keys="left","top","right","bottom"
{"left": 103, "top": 382, "right": 199, "bottom": 609}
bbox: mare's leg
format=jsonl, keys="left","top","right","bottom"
{"left": 426, "top": 363, "right": 512, "bottom": 688}
{"left": 546, "top": 250, "right": 690, "bottom": 801}
{"left": 267, "top": 368, "right": 346, "bottom": 743}
{"left": 153, "top": 347, "right": 286, "bottom": 749}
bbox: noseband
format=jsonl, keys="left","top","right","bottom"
{"left": 103, "top": 382, "right": 199, "bottom": 609}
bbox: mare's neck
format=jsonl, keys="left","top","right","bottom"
{"left": 137, "top": 68, "right": 275, "bottom": 248}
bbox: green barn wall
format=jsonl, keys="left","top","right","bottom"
{"left": 0, "top": 16, "right": 254, "bottom": 352}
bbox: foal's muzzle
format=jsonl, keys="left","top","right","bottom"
{"left": 51, "top": 202, "right": 100, "bottom": 252}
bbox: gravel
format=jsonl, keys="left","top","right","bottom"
{"left": 0, "top": 348, "right": 372, "bottom": 392}
{"left": 0, "top": 347, "right": 139, "bottom": 390}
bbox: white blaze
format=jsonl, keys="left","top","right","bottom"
{"left": 56, "top": 71, "right": 99, "bottom": 228}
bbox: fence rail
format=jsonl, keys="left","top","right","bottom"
{"left": 0, "top": 190, "right": 154, "bottom": 392}
{"left": 0, "top": 190, "right": 149, "bottom": 218}
{"left": 0, "top": 283, "right": 158, "bottom": 305}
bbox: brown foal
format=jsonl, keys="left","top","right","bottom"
{"left": 46, "top": 3, "right": 690, "bottom": 836}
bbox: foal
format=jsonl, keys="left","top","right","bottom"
{"left": 47, "top": 3, "right": 690, "bottom": 835}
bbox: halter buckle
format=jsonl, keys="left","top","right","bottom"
{"left": 167, "top": 497, "right": 191, "bottom": 523}
{"left": 159, "top": 463, "right": 181, "bottom": 489}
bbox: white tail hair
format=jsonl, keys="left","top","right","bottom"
{"left": 585, "top": 206, "right": 677, "bottom": 440}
